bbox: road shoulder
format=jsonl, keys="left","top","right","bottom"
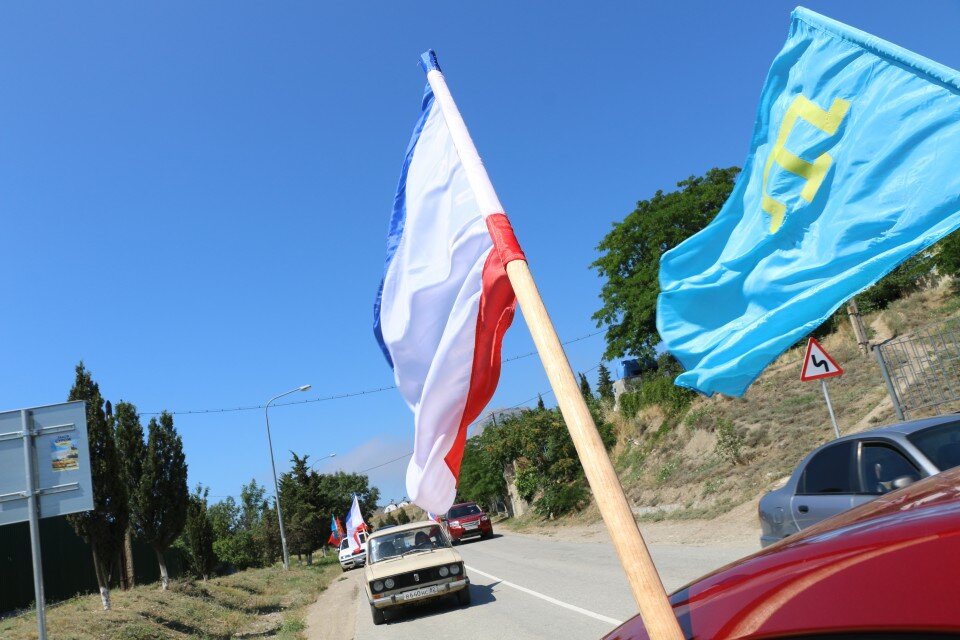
{"left": 306, "top": 570, "right": 360, "bottom": 640}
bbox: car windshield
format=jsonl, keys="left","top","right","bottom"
{"left": 908, "top": 421, "right": 960, "bottom": 471}
{"left": 448, "top": 504, "right": 482, "bottom": 519}
{"left": 369, "top": 524, "right": 449, "bottom": 563}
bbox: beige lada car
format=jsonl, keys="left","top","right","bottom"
{"left": 364, "top": 520, "right": 470, "bottom": 625}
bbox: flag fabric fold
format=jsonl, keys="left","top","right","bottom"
{"left": 657, "top": 7, "right": 960, "bottom": 397}
{"left": 374, "top": 52, "right": 521, "bottom": 514}
{"left": 327, "top": 515, "right": 344, "bottom": 547}
{"left": 345, "top": 495, "right": 366, "bottom": 554}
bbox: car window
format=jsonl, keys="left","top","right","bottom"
{"left": 859, "top": 442, "right": 920, "bottom": 495}
{"left": 448, "top": 504, "right": 482, "bottom": 519}
{"left": 799, "top": 441, "right": 856, "bottom": 494}
{"left": 369, "top": 524, "right": 449, "bottom": 562}
{"left": 908, "top": 421, "right": 960, "bottom": 471}
{"left": 339, "top": 539, "right": 349, "bottom": 551}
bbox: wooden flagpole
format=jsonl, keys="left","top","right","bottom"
{"left": 421, "top": 51, "right": 684, "bottom": 640}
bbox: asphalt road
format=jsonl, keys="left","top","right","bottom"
{"left": 347, "top": 531, "right": 757, "bottom": 639}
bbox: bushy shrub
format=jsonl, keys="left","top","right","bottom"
{"left": 715, "top": 419, "right": 745, "bottom": 465}
{"left": 535, "top": 483, "right": 588, "bottom": 518}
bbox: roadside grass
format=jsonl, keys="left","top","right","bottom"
{"left": 0, "top": 554, "right": 340, "bottom": 640}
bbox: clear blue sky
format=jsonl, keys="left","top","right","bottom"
{"left": 2, "top": 2, "right": 958, "bottom": 506}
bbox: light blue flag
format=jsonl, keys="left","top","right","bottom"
{"left": 657, "top": 7, "right": 960, "bottom": 397}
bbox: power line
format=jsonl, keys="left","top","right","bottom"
{"left": 351, "top": 361, "right": 603, "bottom": 475}
{"left": 143, "top": 329, "right": 604, "bottom": 416}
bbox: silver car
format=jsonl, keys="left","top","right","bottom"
{"left": 758, "top": 415, "right": 960, "bottom": 546}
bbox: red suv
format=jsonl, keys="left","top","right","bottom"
{"left": 445, "top": 502, "right": 492, "bottom": 543}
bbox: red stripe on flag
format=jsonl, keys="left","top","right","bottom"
{"left": 443, "top": 243, "right": 517, "bottom": 479}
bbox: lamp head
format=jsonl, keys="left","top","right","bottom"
{"left": 298, "top": 384, "right": 312, "bottom": 392}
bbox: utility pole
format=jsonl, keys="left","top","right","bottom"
{"left": 847, "top": 297, "right": 870, "bottom": 355}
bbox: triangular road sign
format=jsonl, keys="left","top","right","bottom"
{"left": 800, "top": 337, "right": 844, "bottom": 382}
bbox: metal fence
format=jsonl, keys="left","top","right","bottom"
{"left": 874, "top": 316, "right": 960, "bottom": 420}
{"left": 1, "top": 516, "right": 185, "bottom": 614}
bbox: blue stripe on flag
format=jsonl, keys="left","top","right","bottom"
{"left": 373, "top": 83, "right": 436, "bottom": 369}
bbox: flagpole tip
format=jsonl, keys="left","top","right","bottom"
{"left": 419, "top": 50, "right": 441, "bottom": 73}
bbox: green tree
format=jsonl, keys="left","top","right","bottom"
{"left": 66, "top": 363, "right": 129, "bottom": 610}
{"left": 857, "top": 252, "right": 935, "bottom": 312}
{"left": 395, "top": 508, "right": 410, "bottom": 525}
{"left": 134, "top": 411, "right": 189, "bottom": 589}
{"left": 279, "top": 453, "right": 325, "bottom": 563}
{"left": 457, "top": 435, "right": 507, "bottom": 508}
{"left": 383, "top": 512, "right": 398, "bottom": 526}
{"left": 113, "top": 401, "right": 144, "bottom": 588}
{"left": 536, "top": 394, "right": 545, "bottom": 411}
{"left": 597, "top": 364, "right": 614, "bottom": 402}
{"left": 579, "top": 372, "right": 594, "bottom": 403}
{"left": 592, "top": 167, "right": 740, "bottom": 360}
{"left": 185, "top": 485, "right": 217, "bottom": 579}
{"left": 935, "top": 231, "right": 960, "bottom": 286}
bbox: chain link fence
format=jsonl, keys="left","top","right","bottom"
{"left": 874, "top": 316, "right": 960, "bottom": 419}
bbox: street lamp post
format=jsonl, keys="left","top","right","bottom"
{"left": 309, "top": 452, "right": 336, "bottom": 469}
{"left": 265, "top": 384, "right": 311, "bottom": 570}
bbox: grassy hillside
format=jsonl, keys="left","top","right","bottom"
{"left": 0, "top": 557, "right": 340, "bottom": 640}
{"left": 520, "top": 282, "right": 960, "bottom": 527}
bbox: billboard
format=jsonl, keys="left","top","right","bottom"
{"left": 0, "top": 401, "right": 94, "bottom": 527}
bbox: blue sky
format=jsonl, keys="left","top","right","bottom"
{"left": 2, "top": 1, "right": 958, "bottom": 507}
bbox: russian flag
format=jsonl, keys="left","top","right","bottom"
{"left": 374, "top": 51, "right": 523, "bottom": 514}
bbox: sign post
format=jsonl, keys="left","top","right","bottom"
{"left": 800, "top": 338, "right": 845, "bottom": 438}
{"left": 0, "top": 402, "right": 93, "bottom": 640}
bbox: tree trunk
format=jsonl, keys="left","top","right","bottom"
{"left": 306, "top": 551, "right": 313, "bottom": 565}
{"left": 91, "top": 545, "right": 111, "bottom": 611}
{"left": 124, "top": 529, "right": 136, "bottom": 588}
{"left": 154, "top": 547, "right": 169, "bottom": 591}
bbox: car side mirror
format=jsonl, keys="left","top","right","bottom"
{"left": 891, "top": 474, "right": 918, "bottom": 490}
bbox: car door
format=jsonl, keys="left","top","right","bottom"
{"left": 791, "top": 440, "right": 857, "bottom": 530}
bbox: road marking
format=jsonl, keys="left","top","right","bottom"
{"left": 465, "top": 565, "right": 624, "bottom": 626}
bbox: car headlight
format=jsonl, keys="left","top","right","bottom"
{"left": 373, "top": 581, "right": 384, "bottom": 592}
{"left": 450, "top": 564, "right": 460, "bottom": 575}
{"left": 480, "top": 515, "right": 489, "bottom": 521}
{"left": 450, "top": 520, "right": 460, "bottom": 527}
{"left": 384, "top": 578, "right": 395, "bottom": 589}
{"left": 438, "top": 566, "right": 449, "bottom": 577}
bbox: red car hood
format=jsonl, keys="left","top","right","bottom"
{"left": 605, "top": 468, "right": 960, "bottom": 640}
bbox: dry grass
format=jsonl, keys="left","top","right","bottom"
{"left": 0, "top": 556, "right": 340, "bottom": 640}
{"left": 510, "top": 283, "right": 960, "bottom": 530}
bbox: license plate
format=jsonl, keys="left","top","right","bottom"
{"left": 463, "top": 522, "right": 479, "bottom": 529}
{"left": 401, "top": 585, "right": 440, "bottom": 601}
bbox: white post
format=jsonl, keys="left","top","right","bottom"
{"left": 821, "top": 380, "right": 841, "bottom": 438}
{"left": 22, "top": 410, "right": 48, "bottom": 640}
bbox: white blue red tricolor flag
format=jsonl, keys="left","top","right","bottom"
{"left": 345, "top": 495, "right": 367, "bottom": 554}
{"left": 327, "top": 515, "right": 344, "bottom": 546}
{"left": 374, "top": 51, "right": 524, "bottom": 514}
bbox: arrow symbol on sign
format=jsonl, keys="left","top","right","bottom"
{"left": 811, "top": 354, "right": 829, "bottom": 371}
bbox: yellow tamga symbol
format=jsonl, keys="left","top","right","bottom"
{"left": 762, "top": 94, "right": 850, "bottom": 233}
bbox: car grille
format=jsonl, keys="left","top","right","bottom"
{"left": 381, "top": 563, "right": 462, "bottom": 590}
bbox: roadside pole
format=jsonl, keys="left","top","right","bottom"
{"left": 820, "top": 380, "right": 841, "bottom": 438}
{"left": 421, "top": 50, "right": 684, "bottom": 640}
{"left": 800, "top": 337, "right": 845, "bottom": 438}
{"left": 21, "top": 409, "right": 48, "bottom": 640}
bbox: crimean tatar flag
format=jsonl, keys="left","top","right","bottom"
{"left": 374, "top": 51, "right": 523, "bottom": 514}
{"left": 657, "top": 8, "right": 960, "bottom": 397}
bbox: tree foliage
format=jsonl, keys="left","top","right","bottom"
{"left": 458, "top": 403, "right": 616, "bottom": 518}
{"left": 591, "top": 167, "right": 740, "bottom": 360}
{"left": 134, "top": 411, "right": 189, "bottom": 589}
{"left": 185, "top": 485, "right": 217, "bottom": 579}
{"left": 66, "top": 363, "right": 129, "bottom": 609}
{"left": 597, "top": 364, "right": 614, "bottom": 402}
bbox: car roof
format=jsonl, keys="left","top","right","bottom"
{"left": 857, "top": 412, "right": 960, "bottom": 436}
{"left": 368, "top": 520, "right": 438, "bottom": 539}
{"left": 605, "top": 467, "right": 960, "bottom": 639}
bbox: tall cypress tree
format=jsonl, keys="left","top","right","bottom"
{"left": 578, "top": 372, "right": 593, "bottom": 401}
{"left": 185, "top": 486, "right": 217, "bottom": 580}
{"left": 114, "top": 401, "right": 145, "bottom": 588}
{"left": 66, "top": 362, "right": 129, "bottom": 610}
{"left": 134, "top": 411, "right": 189, "bottom": 589}
{"left": 597, "top": 364, "right": 614, "bottom": 402}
